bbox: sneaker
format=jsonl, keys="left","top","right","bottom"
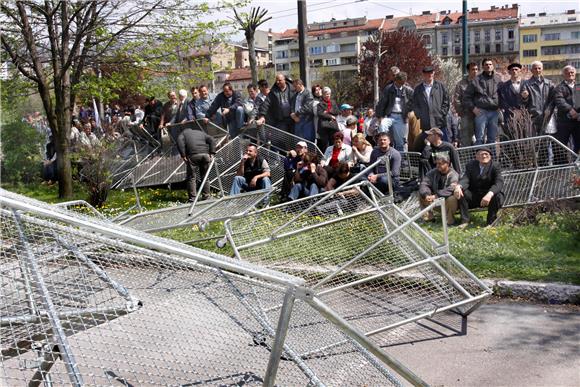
{"left": 457, "top": 222, "right": 470, "bottom": 230}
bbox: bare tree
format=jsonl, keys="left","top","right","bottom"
{"left": 232, "top": 7, "right": 271, "bottom": 85}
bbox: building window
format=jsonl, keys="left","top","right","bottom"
{"left": 542, "top": 46, "right": 561, "bottom": 55}
{"left": 495, "top": 30, "right": 502, "bottom": 41}
{"left": 441, "top": 32, "right": 449, "bottom": 45}
{"left": 508, "top": 42, "right": 515, "bottom": 51}
{"left": 572, "top": 31, "right": 580, "bottom": 39}
{"left": 442, "top": 47, "right": 448, "bottom": 56}
{"left": 422, "top": 34, "right": 432, "bottom": 45}
{"left": 508, "top": 29, "right": 515, "bottom": 40}
{"left": 340, "top": 43, "right": 356, "bottom": 52}
{"left": 454, "top": 46, "right": 460, "bottom": 55}
{"left": 275, "top": 50, "right": 288, "bottom": 59}
{"left": 495, "top": 43, "right": 501, "bottom": 52}
{"left": 474, "top": 31, "right": 480, "bottom": 42}
{"left": 326, "top": 44, "right": 340, "bottom": 53}
{"left": 326, "top": 58, "right": 340, "bottom": 66}
{"left": 309, "top": 46, "right": 323, "bottom": 55}
{"left": 543, "top": 33, "right": 560, "bottom": 41}
{"left": 484, "top": 29, "right": 491, "bottom": 42}
{"left": 485, "top": 44, "right": 491, "bottom": 53}
{"left": 570, "top": 60, "right": 580, "bottom": 69}
{"left": 474, "top": 44, "right": 480, "bottom": 54}
{"left": 523, "top": 34, "right": 537, "bottom": 43}
{"left": 523, "top": 49, "right": 537, "bottom": 57}
{"left": 454, "top": 32, "right": 460, "bottom": 44}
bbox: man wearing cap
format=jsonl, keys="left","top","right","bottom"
{"left": 290, "top": 79, "right": 315, "bottom": 142}
{"left": 419, "top": 155, "right": 460, "bottom": 225}
{"left": 453, "top": 62, "right": 479, "bottom": 147}
{"left": 463, "top": 58, "right": 503, "bottom": 145}
{"left": 280, "top": 141, "right": 309, "bottom": 202}
{"left": 336, "top": 103, "right": 354, "bottom": 128}
{"left": 411, "top": 66, "right": 450, "bottom": 152}
{"left": 421, "top": 127, "right": 461, "bottom": 177}
{"left": 521, "top": 61, "right": 555, "bottom": 135}
{"left": 375, "top": 71, "right": 414, "bottom": 152}
{"left": 498, "top": 63, "right": 525, "bottom": 136}
{"left": 453, "top": 147, "right": 504, "bottom": 227}
{"left": 256, "top": 73, "right": 296, "bottom": 133}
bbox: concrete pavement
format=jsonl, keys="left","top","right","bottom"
{"left": 386, "top": 299, "right": 580, "bottom": 386}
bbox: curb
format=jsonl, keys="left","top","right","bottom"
{"left": 482, "top": 279, "right": 580, "bottom": 305}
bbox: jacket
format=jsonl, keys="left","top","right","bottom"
{"left": 290, "top": 89, "right": 314, "bottom": 119}
{"left": 177, "top": 128, "right": 216, "bottom": 157}
{"left": 463, "top": 71, "right": 502, "bottom": 111}
{"left": 453, "top": 78, "right": 472, "bottom": 116}
{"left": 173, "top": 98, "right": 191, "bottom": 124}
{"left": 459, "top": 159, "right": 504, "bottom": 196}
{"left": 411, "top": 81, "right": 450, "bottom": 131}
{"left": 419, "top": 168, "right": 459, "bottom": 198}
{"left": 553, "top": 81, "right": 578, "bottom": 124}
{"left": 317, "top": 97, "right": 340, "bottom": 130}
{"left": 521, "top": 76, "right": 555, "bottom": 119}
{"left": 498, "top": 80, "right": 525, "bottom": 112}
{"left": 294, "top": 164, "right": 328, "bottom": 188}
{"left": 421, "top": 141, "right": 462, "bottom": 175}
{"left": 321, "top": 144, "right": 352, "bottom": 167}
{"left": 375, "top": 83, "right": 414, "bottom": 121}
{"left": 258, "top": 84, "right": 295, "bottom": 123}
{"left": 206, "top": 91, "right": 243, "bottom": 119}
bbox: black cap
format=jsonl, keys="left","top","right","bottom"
{"left": 422, "top": 66, "right": 434, "bottom": 73}
{"left": 476, "top": 146, "right": 492, "bottom": 155}
{"left": 507, "top": 63, "right": 522, "bottom": 70}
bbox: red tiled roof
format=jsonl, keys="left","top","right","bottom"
{"left": 227, "top": 68, "right": 252, "bottom": 81}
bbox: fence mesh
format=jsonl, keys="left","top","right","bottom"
{"left": 241, "top": 123, "right": 323, "bottom": 158}
{"left": 1, "top": 189, "right": 415, "bottom": 386}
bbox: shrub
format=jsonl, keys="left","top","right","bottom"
{"left": 1, "top": 120, "right": 44, "bottom": 184}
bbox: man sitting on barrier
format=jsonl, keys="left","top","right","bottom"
{"left": 177, "top": 126, "right": 216, "bottom": 202}
{"left": 453, "top": 147, "right": 504, "bottom": 227}
{"left": 419, "top": 155, "right": 459, "bottom": 225}
{"left": 367, "top": 132, "right": 401, "bottom": 194}
{"left": 287, "top": 152, "right": 328, "bottom": 201}
{"left": 280, "top": 141, "right": 308, "bottom": 201}
{"left": 205, "top": 82, "right": 244, "bottom": 138}
{"left": 230, "top": 143, "right": 272, "bottom": 197}
{"left": 420, "top": 127, "right": 461, "bottom": 177}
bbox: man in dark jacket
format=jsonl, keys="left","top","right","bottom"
{"left": 177, "top": 127, "right": 216, "bottom": 202}
{"left": 420, "top": 127, "right": 461, "bottom": 177}
{"left": 142, "top": 96, "right": 163, "bottom": 139}
{"left": 419, "top": 155, "right": 459, "bottom": 225}
{"left": 230, "top": 143, "right": 271, "bottom": 196}
{"left": 368, "top": 132, "right": 401, "bottom": 193}
{"left": 453, "top": 62, "right": 479, "bottom": 147}
{"left": 290, "top": 79, "right": 315, "bottom": 142}
{"left": 463, "top": 58, "right": 502, "bottom": 145}
{"left": 411, "top": 66, "right": 450, "bottom": 152}
{"left": 205, "top": 82, "right": 244, "bottom": 138}
{"left": 287, "top": 152, "right": 328, "bottom": 200}
{"left": 498, "top": 63, "right": 525, "bottom": 136}
{"left": 256, "top": 73, "right": 295, "bottom": 133}
{"left": 453, "top": 147, "right": 504, "bottom": 226}
{"left": 375, "top": 71, "right": 414, "bottom": 152}
{"left": 552, "top": 65, "right": 579, "bottom": 163}
{"left": 521, "top": 61, "right": 555, "bottom": 135}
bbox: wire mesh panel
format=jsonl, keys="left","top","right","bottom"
{"left": 226, "top": 197, "right": 491, "bottom": 349}
{"left": 241, "top": 123, "right": 323, "bottom": 158}
{"left": 1, "top": 189, "right": 424, "bottom": 386}
{"left": 399, "top": 152, "right": 422, "bottom": 182}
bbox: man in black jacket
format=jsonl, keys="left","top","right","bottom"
{"left": 375, "top": 71, "right": 414, "bottom": 152}
{"left": 498, "top": 63, "right": 525, "bottom": 137}
{"left": 205, "top": 82, "right": 244, "bottom": 138}
{"left": 420, "top": 127, "right": 461, "bottom": 177}
{"left": 552, "top": 65, "right": 579, "bottom": 163}
{"left": 177, "top": 127, "right": 216, "bottom": 202}
{"left": 463, "top": 58, "right": 502, "bottom": 145}
{"left": 256, "top": 73, "right": 295, "bottom": 133}
{"left": 521, "top": 61, "right": 555, "bottom": 135}
{"left": 411, "top": 66, "right": 450, "bottom": 152}
{"left": 141, "top": 96, "right": 163, "bottom": 140}
{"left": 453, "top": 147, "right": 504, "bottom": 226}
{"left": 290, "top": 79, "right": 315, "bottom": 142}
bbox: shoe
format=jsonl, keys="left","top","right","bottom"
{"left": 187, "top": 197, "right": 196, "bottom": 203}
{"left": 457, "top": 222, "right": 470, "bottom": 230}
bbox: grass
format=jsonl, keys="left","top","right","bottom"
{"left": 3, "top": 182, "right": 579, "bottom": 285}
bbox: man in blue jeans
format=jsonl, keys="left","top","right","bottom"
{"left": 230, "top": 144, "right": 272, "bottom": 197}
{"left": 463, "top": 58, "right": 502, "bottom": 144}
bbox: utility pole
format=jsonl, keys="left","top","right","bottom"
{"left": 462, "top": 0, "right": 469, "bottom": 75}
{"left": 297, "top": 0, "right": 309, "bottom": 86}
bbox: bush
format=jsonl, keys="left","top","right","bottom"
{"left": 77, "top": 141, "right": 118, "bottom": 207}
{"left": 1, "top": 120, "right": 44, "bottom": 184}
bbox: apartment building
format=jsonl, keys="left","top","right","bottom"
{"left": 234, "top": 45, "right": 270, "bottom": 69}
{"left": 520, "top": 10, "right": 580, "bottom": 80}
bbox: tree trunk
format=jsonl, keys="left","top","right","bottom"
{"left": 247, "top": 32, "right": 258, "bottom": 85}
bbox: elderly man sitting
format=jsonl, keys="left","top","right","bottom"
{"left": 419, "top": 155, "right": 459, "bottom": 225}
{"left": 453, "top": 146, "right": 504, "bottom": 227}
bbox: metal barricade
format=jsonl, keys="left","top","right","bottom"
{"left": 0, "top": 189, "right": 427, "bottom": 386}
{"left": 241, "top": 123, "right": 323, "bottom": 158}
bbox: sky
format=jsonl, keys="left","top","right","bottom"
{"left": 229, "top": 0, "right": 579, "bottom": 34}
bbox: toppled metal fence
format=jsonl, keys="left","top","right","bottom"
{"left": 1, "top": 189, "right": 428, "bottom": 386}
{"left": 241, "top": 123, "right": 323, "bottom": 158}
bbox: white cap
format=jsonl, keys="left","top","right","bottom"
{"left": 296, "top": 141, "right": 308, "bottom": 148}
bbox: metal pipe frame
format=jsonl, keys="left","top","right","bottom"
{"left": 111, "top": 145, "right": 161, "bottom": 189}
{"left": 28, "top": 344, "right": 60, "bottom": 387}
{"left": 54, "top": 200, "right": 107, "bottom": 220}
{"left": 12, "top": 210, "right": 84, "bottom": 387}
{"left": 306, "top": 296, "right": 429, "bottom": 387}
{"left": 1, "top": 195, "right": 305, "bottom": 288}
{"left": 0, "top": 305, "right": 135, "bottom": 326}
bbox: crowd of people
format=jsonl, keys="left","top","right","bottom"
{"left": 33, "top": 59, "right": 577, "bottom": 225}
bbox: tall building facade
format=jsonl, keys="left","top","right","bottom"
{"left": 520, "top": 10, "right": 580, "bottom": 80}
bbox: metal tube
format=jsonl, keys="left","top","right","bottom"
{"left": 1, "top": 305, "right": 135, "bottom": 326}
{"left": 429, "top": 259, "right": 472, "bottom": 299}
{"left": 263, "top": 288, "right": 296, "bottom": 387}
{"left": 1, "top": 196, "right": 304, "bottom": 288}
{"left": 444, "top": 254, "right": 493, "bottom": 293}
{"left": 187, "top": 156, "right": 217, "bottom": 216}
{"left": 28, "top": 345, "right": 60, "bottom": 387}
{"left": 12, "top": 210, "right": 84, "bottom": 387}
{"left": 439, "top": 198, "right": 450, "bottom": 252}
{"left": 306, "top": 297, "right": 429, "bottom": 387}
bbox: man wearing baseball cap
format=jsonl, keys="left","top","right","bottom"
{"left": 453, "top": 146, "right": 504, "bottom": 227}
{"left": 336, "top": 103, "right": 354, "bottom": 128}
{"left": 421, "top": 127, "right": 461, "bottom": 177}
